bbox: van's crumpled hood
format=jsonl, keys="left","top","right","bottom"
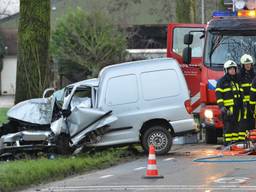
{"left": 7, "top": 98, "right": 53, "bottom": 125}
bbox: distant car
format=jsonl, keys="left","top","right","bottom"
{"left": 0, "top": 58, "right": 195, "bottom": 156}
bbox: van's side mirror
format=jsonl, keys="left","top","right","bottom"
{"left": 184, "top": 34, "right": 193, "bottom": 45}
{"left": 183, "top": 47, "right": 192, "bottom": 64}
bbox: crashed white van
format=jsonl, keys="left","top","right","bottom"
{"left": 0, "top": 58, "right": 195, "bottom": 155}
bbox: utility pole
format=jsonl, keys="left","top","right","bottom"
{"left": 201, "top": 0, "right": 205, "bottom": 24}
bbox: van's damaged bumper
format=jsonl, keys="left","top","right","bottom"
{"left": 0, "top": 130, "right": 55, "bottom": 154}
{"left": 0, "top": 110, "right": 117, "bottom": 156}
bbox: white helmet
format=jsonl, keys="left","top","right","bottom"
{"left": 224, "top": 60, "right": 237, "bottom": 73}
{"left": 240, "top": 54, "right": 254, "bottom": 65}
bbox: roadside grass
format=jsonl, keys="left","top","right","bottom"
{"left": 0, "top": 147, "right": 141, "bottom": 192}
{"left": 0, "top": 108, "right": 9, "bottom": 124}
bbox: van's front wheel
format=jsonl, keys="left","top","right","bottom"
{"left": 141, "top": 126, "right": 172, "bottom": 155}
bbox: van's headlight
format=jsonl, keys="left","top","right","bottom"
{"left": 204, "top": 109, "right": 213, "bottom": 119}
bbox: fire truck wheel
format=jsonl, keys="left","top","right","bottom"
{"left": 205, "top": 126, "right": 217, "bottom": 144}
{"left": 141, "top": 125, "right": 172, "bottom": 155}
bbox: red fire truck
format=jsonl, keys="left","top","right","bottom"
{"left": 167, "top": 0, "right": 256, "bottom": 143}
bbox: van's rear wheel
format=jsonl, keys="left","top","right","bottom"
{"left": 141, "top": 125, "right": 172, "bottom": 155}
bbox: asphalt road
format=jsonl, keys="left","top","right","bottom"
{"left": 21, "top": 144, "right": 256, "bottom": 192}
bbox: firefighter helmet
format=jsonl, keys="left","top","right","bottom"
{"left": 240, "top": 54, "right": 254, "bottom": 65}
{"left": 224, "top": 60, "right": 237, "bottom": 73}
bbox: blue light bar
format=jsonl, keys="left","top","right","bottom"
{"left": 212, "top": 11, "right": 237, "bottom": 17}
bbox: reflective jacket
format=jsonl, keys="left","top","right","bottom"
{"left": 238, "top": 69, "right": 254, "bottom": 104}
{"left": 216, "top": 74, "right": 243, "bottom": 120}
{"left": 238, "top": 69, "right": 255, "bottom": 119}
{"left": 250, "top": 77, "right": 256, "bottom": 115}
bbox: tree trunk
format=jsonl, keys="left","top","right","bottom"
{"left": 176, "top": 0, "right": 191, "bottom": 23}
{"left": 190, "top": 0, "right": 197, "bottom": 23}
{"left": 15, "top": 0, "right": 51, "bottom": 103}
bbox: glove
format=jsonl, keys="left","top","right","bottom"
{"left": 221, "top": 107, "right": 232, "bottom": 116}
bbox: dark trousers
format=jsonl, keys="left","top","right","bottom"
{"left": 239, "top": 105, "right": 255, "bottom": 141}
{"left": 222, "top": 109, "right": 240, "bottom": 145}
{"left": 223, "top": 120, "right": 239, "bottom": 146}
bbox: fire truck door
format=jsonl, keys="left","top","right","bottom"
{"left": 167, "top": 23, "right": 205, "bottom": 101}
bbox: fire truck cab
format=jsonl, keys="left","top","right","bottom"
{"left": 167, "top": 0, "right": 256, "bottom": 144}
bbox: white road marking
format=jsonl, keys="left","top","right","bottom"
{"left": 34, "top": 185, "right": 256, "bottom": 191}
{"left": 163, "top": 157, "right": 175, "bottom": 161}
{"left": 99, "top": 175, "right": 113, "bottom": 179}
{"left": 134, "top": 166, "right": 146, "bottom": 171}
{"left": 214, "top": 177, "right": 249, "bottom": 184}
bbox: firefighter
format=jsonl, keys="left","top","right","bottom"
{"left": 250, "top": 56, "right": 256, "bottom": 131}
{"left": 239, "top": 54, "right": 255, "bottom": 140}
{"left": 216, "top": 60, "right": 243, "bottom": 146}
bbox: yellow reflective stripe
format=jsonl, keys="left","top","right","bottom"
{"left": 244, "top": 107, "right": 247, "bottom": 119}
{"left": 243, "top": 95, "right": 250, "bottom": 102}
{"left": 240, "top": 88, "right": 244, "bottom": 92}
{"left": 238, "top": 110, "right": 241, "bottom": 122}
{"left": 223, "top": 99, "right": 234, "bottom": 103}
{"left": 230, "top": 106, "right": 233, "bottom": 113}
{"left": 225, "top": 103, "right": 234, "bottom": 106}
{"left": 238, "top": 137, "right": 245, "bottom": 140}
{"left": 217, "top": 99, "right": 224, "bottom": 104}
{"left": 251, "top": 87, "right": 256, "bottom": 92}
{"left": 223, "top": 99, "right": 234, "bottom": 106}
{"left": 232, "top": 133, "right": 238, "bottom": 136}
{"left": 255, "top": 105, "right": 256, "bottom": 117}
{"left": 250, "top": 101, "right": 256, "bottom": 104}
{"left": 215, "top": 88, "right": 232, "bottom": 92}
{"left": 232, "top": 137, "right": 239, "bottom": 141}
{"left": 239, "top": 132, "right": 246, "bottom": 136}
{"left": 225, "top": 138, "right": 232, "bottom": 141}
{"left": 243, "top": 98, "right": 250, "bottom": 102}
{"left": 225, "top": 133, "right": 232, "bottom": 137}
{"left": 241, "top": 83, "right": 251, "bottom": 87}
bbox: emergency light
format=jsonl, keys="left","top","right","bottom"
{"left": 212, "top": 0, "right": 256, "bottom": 17}
{"left": 212, "top": 11, "right": 236, "bottom": 17}
{"left": 237, "top": 10, "right": 256, "bottom": 16}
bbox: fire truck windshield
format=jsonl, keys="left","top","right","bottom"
{"left": 205, "top": 31, "right": 256, "bottom": 69}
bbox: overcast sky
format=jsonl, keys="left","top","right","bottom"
{"left": 0, "top": 0, "right": 19, "bottom": 18}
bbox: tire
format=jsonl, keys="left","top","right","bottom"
{"left": 205, "top": 125, "right": 217, "bottom": 144}
{"left": 141, "top": 125, "right": 172, "bottom": 155}
{"left": 55, "top": 134, "right": 73, "bottom": 155}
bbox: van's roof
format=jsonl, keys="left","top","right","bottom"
{"left": 65, "top": 58, "right": 180, "bottom": 88}
{"left": 99, "top": 58, "right": 179, "bottom": 78}
{"left": 67, "top": 78, "right": 99, "bottom": 88}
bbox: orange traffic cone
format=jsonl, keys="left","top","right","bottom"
{"left": 143, "top": 145, "right": 164, "bottom": 179}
